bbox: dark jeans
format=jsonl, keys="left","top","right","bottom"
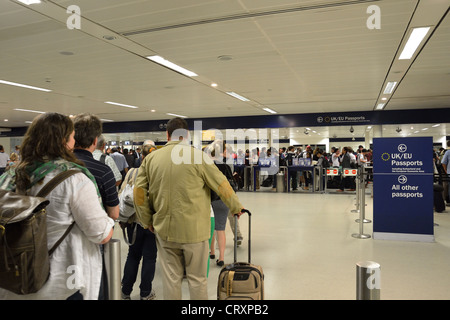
{"left": 121, "top": 223, "right": 157, "bottom": 297}
{"left": 67, "top": 290, "right": 83, "bottom": 300}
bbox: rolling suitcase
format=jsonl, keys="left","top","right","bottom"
{"left": 217, "top": 209, "right": 264, "bottom": 300}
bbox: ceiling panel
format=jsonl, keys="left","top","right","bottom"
{"left": 389, "top": 12, "right": 450, "bottom": 110}
{"left": 0, "top": 0, "right": 448, "bottom": 131}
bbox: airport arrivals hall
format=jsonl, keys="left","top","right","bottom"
{"left": 0, "top": 0, "right": 450, "bottom": 303}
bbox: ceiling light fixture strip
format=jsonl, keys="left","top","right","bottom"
{"left": 263, "top": 107, "right": 277, "bottom": 114}
{"left": 147, "top": 56, "right": 197, "bottom": 77}
{"left": 166, "top": 113, "right": 188, "bottom": 118}
{"left": 15, "top": 0, "right": 41, "bottom": 4}
{"left": 0, "top": 80, "right": 51, "bottom": 92}
{"left": 226, "top": 92, "right": 250, "bottom": 102}
{"left": 14, "top": 108, "right": 46, "bottom": 114}
{"left": 105, "top": 101, "right": 139, "bottom": 109}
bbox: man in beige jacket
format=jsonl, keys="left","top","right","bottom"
{"left": 134, "top": 117, "right": 244, "bottom": 300}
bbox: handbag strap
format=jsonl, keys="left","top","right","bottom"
{"left": 49, "top": 222, "right": 75, "bottom": 256}
{"left": 35, "top": 169, "right": 81, "bottom": 256}
{"left": 127, "top": 168, "right": 139, "bottom": 185}
{"left": 36, "top": 169, "right": 81, "bottom": 198}
{"left": 121, "top": 223, "right": 138, "bottom": 246}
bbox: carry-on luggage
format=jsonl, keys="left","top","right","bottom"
{"left": 217, "top": 209, "right": 264, "bottom": 300}
{"left": 434, "top": 184, "right": 445, "bottom": 213}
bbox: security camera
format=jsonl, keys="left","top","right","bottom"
{"left": 304, "top": 129, "right": 309, "bottom": 135}
{"left": 396, "top": 127, "right": 402, "bottom": 133}
{"left": 350, "top": 126, "right": 354, "bottom": 134}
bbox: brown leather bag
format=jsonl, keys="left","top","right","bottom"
{"left": 0, "top": 170, "right": 79, "bottom": 295}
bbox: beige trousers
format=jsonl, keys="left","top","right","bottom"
{"left": 155, "top": 233, "right": 209, "bottom": 300}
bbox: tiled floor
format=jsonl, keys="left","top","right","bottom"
{"left": 114, "top": 187, "right": 450, "bottom": 300}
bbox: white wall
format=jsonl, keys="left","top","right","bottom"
{"left": 290, "top": 137, "right": 329, "bottom": 151}
{"left": 329, "top": 141, "right": 369, "bottom": 152}
{"left": 435, "top": 136, "right": 447, "bottom": 149}
{"left": 0, "top": 137, "right": 11, "bottom": 155}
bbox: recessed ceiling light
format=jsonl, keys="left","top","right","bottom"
{"left": 432, "top": 124, "right": 440, "bottom": 127}
{"left": 16, "top": 0, "right": 41, "bottom": 4}
{"left": 211, "top": 83, "right": 218, "bottom": 87}
{"left": 383, "top": 81, "right": 397, "bottom": 94}
{"left": 100, "top": 119, "right": 114, "bottom": 122}
{"left": 399, "top": 27, "right": 431, "bottom": 60}
{"left": 4, "top": 119, "right": 8, "bottom": 122}
{"left": 14, "top": 108, "right": 46, "bottom": 114}
{"left": 375, "top": 103, "right": 385, "bottom": 110}
{"left": 0, "top": 80, "right": 51, "bottom": 92}
{"left": 381, "top": 97, "right": 387, "bottom": 101}
{"left": 105, "top": 101, "right": 139, "bottom": 109}
{"left": 147, "top": 55, "right": 198, "bottom": 77}
{"left": 226, "top": 92, "right": 250, "bottom": 102}
{"left": 166, "top": 113, "right": 188, "bottom": 118}
{"left": 262, "top": 107, "right": 277, "bottom": 114}
{"left": 151, "top": 109, "right": 156, "bottom": 112}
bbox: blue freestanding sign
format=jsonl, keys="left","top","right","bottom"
{"left": 373, "top": 137, "right": 434, "bottom": 242}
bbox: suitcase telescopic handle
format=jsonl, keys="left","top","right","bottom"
{"left": 239, "top": 209, "right": 251, "bottom": 216}
{"left": 234, "top": 209, "right": 251, "bottom": 264}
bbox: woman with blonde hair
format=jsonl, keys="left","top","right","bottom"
{"left": 205, "top": 140, "right": 236, "bottom": 266}
{"left": 5, "top": 152, "right": 19, "bottom": 171}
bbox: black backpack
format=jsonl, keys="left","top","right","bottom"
{"left": 322, "top": 156, "right": 331, "bottom": 168}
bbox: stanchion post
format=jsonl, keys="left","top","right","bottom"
{"left": 355, "top": 166, "right": 371, "bottom": 224}
{"left": 351, "top": 169, "right": 360, "bottom": 213}
{"left": 356, "top": 261, "right": 381, "bottom": 300}
{"left": 104, "top": 239, "right": 122, "bottom": 300}
{"left": 352, "top": 168, "right": 371, "bottom": 239}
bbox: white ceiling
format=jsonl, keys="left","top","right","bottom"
{"left": 0, "top": 0, "right": 449, "bottom": 140}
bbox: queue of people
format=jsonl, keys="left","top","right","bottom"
{"left": 229, "top": 144, "right": 373, "bottom": 192}
{"left": 0, "top": 113, "right": 246, "bottom": 300}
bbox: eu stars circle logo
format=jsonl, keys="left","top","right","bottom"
{"left": 381, "top": 152, "right": 390, "bottom": 161}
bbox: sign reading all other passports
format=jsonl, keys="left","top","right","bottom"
{"left": 373, "top": 137, "right": 434, "bottom": 242}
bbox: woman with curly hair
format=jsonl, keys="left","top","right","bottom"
{"left": 0, "top": 112, "right": 114, "bottom": 300}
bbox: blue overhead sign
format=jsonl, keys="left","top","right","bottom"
{"left": 373, "top": 137, "right": 434, "bottom": 242}
{"left": 2, "top": 108, "right": 450, "bottom": 137}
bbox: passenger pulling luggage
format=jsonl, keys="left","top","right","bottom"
{"left": 217, "top": 210, "right": 264, "bottom": 300}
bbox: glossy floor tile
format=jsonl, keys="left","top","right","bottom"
{"left": 114, "top": 187, "right": 450, "bottom": 300}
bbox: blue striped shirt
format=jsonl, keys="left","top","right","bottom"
{"left": 73, "top": 149, "right": 119, "bottom": 208}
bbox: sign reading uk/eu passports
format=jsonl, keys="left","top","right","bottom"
{"left": 373, "top": 137, "right": 434, "bottom": 242}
